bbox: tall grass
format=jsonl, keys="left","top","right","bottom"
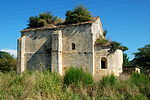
{"left": 63, "top": 67, "right": 94, "bottom": 86}
{"left": 0, "top": 71, "right": 73, "bottom": 100}
{"left": 0, "top": 70, "right": 149, "bottom": 100}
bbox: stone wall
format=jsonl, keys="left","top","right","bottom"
{"left": 61, "top": 24, "right": 94, "bottom": 74}
{"left": 91, "top": 18, "right": 104, "bottom": 42}
{"left": 91, "top": 18, "right": 105, "bottom": 75}
{"left": 94, "top": 47, "right": 123, "bottom": 79}
{"left": 17, "top": 17, "right": 123, "bottom": 78}
{"left": 18, "top": 30, "right": 53, "bottom": 72}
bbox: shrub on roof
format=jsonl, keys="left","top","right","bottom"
{"left": 95, "top": 38, "right": 128, "bottom": 53}
{"left": 28, "top": 12, "right": 63, "bottom": 28}
{"left": 64, "top": 5, "right": 92, "bottom": 24}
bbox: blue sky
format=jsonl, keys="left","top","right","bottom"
{"left": 0, "top": 0, "right": 149, "bottom": 59}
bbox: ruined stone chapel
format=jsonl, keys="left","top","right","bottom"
{"left": 17, "top": 17, "right": 123, "bottom": 78}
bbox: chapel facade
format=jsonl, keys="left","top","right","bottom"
{"left": 17, "top": 17, "right": 123, "bottom": 79}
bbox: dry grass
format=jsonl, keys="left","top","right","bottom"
{"left": 0, "top": 71, "right": 149, "bottom": 100}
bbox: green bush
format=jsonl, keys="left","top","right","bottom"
{"left": 36, "top": 71, "right": 62, "bottom": 92}
{"left": 28, "top": 16, "right": 39, "bottom": 28}
{"left": 130, "top": 73, "right": 150, "bottom": 97}
{"left": 96, "top": 74, "right": 149, "bottom": 100}
{"left": 65, "top": 5, "right": 92, "bottom": 24}
{"left": 95, "top": 38, "right": 128, "bottom": 54}
{"left": 95, "top": 38, "right": 110, "bottom": 46}
{"left": 100, "top": 74, "right": 118, "bottom": 86}
{"left": 0, "top": 51, "right": 16, "bottom": 72}
{"left": 63, "top": 67, "right": 93, "bottom": 86}
{"left": 28, "top": 12, "right": 63, "bottom": 28}
{"left": 38, "top": 19, "right": 46, "bottom": 27}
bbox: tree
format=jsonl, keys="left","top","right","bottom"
{"left": 28, "top": 12, "right": 63, "bottom": 28}
{"left": 0, "top": 51, "right": 16, "bottom": 72}
{"left": 65, "top": 5, "right": 92, "bottom": 24}
{"left": 132, "top": 44, "right": 150, "bottom": 69}
{"left": 123, "top": 53, "right": 131, "bottom": 66}
{"left": 28, "top": 16, "right": 40, "bottom": 28}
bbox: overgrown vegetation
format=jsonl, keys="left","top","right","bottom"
{"left": 28, "top": 12, "right": 63, "bottom": 28}
{"left": 123, "top": 53, "right": 131, "bottom": 66}
{"left": 27, "top": 5, "right": 93, "bottom": 28}
{"left": 0, "top": 68, "right": 149, "bottom": 99}
{"left": 95, "top": 38, "right": 128, "bottom": 53}
{"left": 132, "top": 44, "right": 150, "bottom": 71}
{"left": 64, "top": 5, "right": 92, "bottom": 24}
{"left": 0, "top": 51, "right": 16, "bottom": 72}
{"left": 0, "top": 71, "right": 72, "bottom": 100}
{"left": 63, "top": 67, "right": 93, "bottom": 86}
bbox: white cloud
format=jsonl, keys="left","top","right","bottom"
{"left": 0, "top": 49, "right": 17, "bottom": 57}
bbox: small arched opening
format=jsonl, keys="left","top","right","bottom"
{"left": 100, "top": 57, "right": 107, "bottom": 69}
{"left": 71, "top": 43, "right": 75, "bottom": 50}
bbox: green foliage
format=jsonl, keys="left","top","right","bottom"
{"left": 96, "top": 74, "right": 149, "bottom": 100}
{"left": 64, "top": 67, "right": 93, "bottom": 86}
{"left": 133, "top": 44, "right": 150, "bottom": 70}
{"left": 36, "top": 71, "right": 62, "bottom": 93}
{"left": 130, "top": 73, "right": 150, "bottom": 97}
{"left": 65, "top": 5, "right": 92, "bottom": 24}
{"left": 100, "top": 74, "right": 118, "bottom": 86}
{"left": 95, "top": 38, "right": 128, "bottom": 53}
{"left": 0, "top": 51, "right": 13, "bottom": 59}
{"left": 123, "top": 53, "right": 131, "bottom": 66}
{"left": 109, "top": 41, "right": 122, "bottom": 53}
{"left": 38, "top": 19, "right": 47, "bottom": 27}
{"left": 0, "top": 71, "right": 73, "bottom": 100}
{"left": 28, "top": 16, "right": 39, "bottom": 28}
{"left": 0, "top": 71, "right": 149, "bottom": 99}
{"left": 95, "top": 38, "right": 110, "bottom": 46}
{"left": 109, "top": 41, "right": 128, "bottom": 53}
{"left": 0, "top": 51, "right": 16, "bottom": 72}
{"left": 39, "top": 12, "right": 53, "bottom": 22}
{"left": 0, "top": 71, "right": 24, "bottom": 99}
{"left": 28, "top": 12, "right": 63, "bottom": 28}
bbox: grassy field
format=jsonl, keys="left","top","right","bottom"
{"left": 0, "top": 71, "right": 149, "bottom": 100}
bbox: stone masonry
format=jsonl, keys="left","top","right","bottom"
{"left": 17, "top": 17, "right": 123, "bottom": 78}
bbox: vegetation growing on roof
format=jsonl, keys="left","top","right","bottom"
{"left": 64, "top": 5, "right": 92, "bottom": 24}
{"left": 27, "top": 5, "right": 94, "bottom": 28}
{"left": 95, "top": 38, "right": 128, "bottom": 53}
{"left": 28, "top": 12, "right": 63, "bottom": 28}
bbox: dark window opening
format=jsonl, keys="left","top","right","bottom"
{"left": 101, "top": 57, "right": 107, "bottom": 69}
{"left": 72, "top": 43, "right": 75, "bottom": 50}
{"left": 101, "top": 61, "right": 106, "bottom": 69}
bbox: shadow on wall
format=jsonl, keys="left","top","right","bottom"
{"left": 25, "top": 30, "right": 53, "bottom": 71}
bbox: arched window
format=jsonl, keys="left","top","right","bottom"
{"left": 72, "top": 43, "right": 75, "bottom": 50}
{"left": 101, "top": 57, "right": 107, "bottom": 69}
